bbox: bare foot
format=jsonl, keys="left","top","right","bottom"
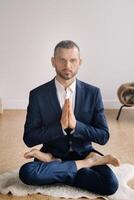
{"left": 75, "top": 154, "right": 120, "bottom": 170}
{"left": 102, "top": 154, "right": 120, "bottom": 166}
{"left": 87, "top": 154, "right": 120, "bottom": 167}
{"left": 24, "top": 149, "right": 37, "bottom": 159}
{"left": 24, "top": 149, "right": 61, "bottom": 162}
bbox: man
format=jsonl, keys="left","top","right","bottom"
{"left": 19, "top": 40, "right": 119, "bottom": 195}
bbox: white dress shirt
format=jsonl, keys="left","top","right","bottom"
{"left": 55, "top": 78, "right": 76, "bottom": 135}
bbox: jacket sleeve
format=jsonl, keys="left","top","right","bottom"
{"left": 23, "top": 91, "right": 63, "bottom": 147}
{"left": 73, "top": 89, "right": 109, "bottom": 145}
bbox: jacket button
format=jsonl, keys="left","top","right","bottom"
{"left": 69, "top": 141, "right": 72, "bottom": 145}
{"left": 69, "top": 147, "right": 73, "bottom": 152}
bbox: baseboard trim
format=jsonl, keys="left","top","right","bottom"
{"left": 3, "top": 99, "right": 124, "bottom": 109}
{"left": 104, "top": 100, "right": 121, "bottom": 109}
{"left": 3, "top": 99, "right": 28, "bottom": 109}
{"left": 0, "top": 98, "right": 3, "bottom": 113}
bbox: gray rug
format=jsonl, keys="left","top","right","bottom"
{"left": 0, "top": 164, "right": 134, "bottom": 200}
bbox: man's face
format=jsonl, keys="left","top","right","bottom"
{"left": 51, "top": 47, "right": 82, "bottom": 80}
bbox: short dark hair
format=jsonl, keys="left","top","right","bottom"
{"left": 54, "top": 40, "right": 80, "bottom": 57}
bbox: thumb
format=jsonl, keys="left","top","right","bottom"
{"left": 68, "top": 98, "right": 73, "bottom": 109}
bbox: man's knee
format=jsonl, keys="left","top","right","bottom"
{"left": 19, "top": 161, "right": 56, "bottom": 186}
{"left": 92, "top": 165, "right": 119, "bottom": 195}
{"left": 74, "top": 167, "right": 119, "bottom": 195}
{"left": 19, "top": 162, "right": 37, "bottom": 185}
{"left": 104, "top": 171, "right": 119, "bottom": 195}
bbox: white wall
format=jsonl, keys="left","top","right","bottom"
{"left": 0, "top": 0, "right": 134, "bottom": 109}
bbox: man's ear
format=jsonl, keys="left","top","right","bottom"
{"left": 51, "top": 57, "right": 55, "bottom": 68}
{"left": 79, "top": 58, "right": 82, "bottom": 66}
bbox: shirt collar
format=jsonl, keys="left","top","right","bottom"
{"left": 55, "top": 78, "right": 76, "bottom": 93}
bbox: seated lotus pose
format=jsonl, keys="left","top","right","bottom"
{"left": 24, "top": 146, "right": 119, "bottom": 168}
{"left": 19, "top": 40, "right": 120, "bottom": 195}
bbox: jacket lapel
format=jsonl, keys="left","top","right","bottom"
{"left": 48, "top": 78, "right": 62, "bottom": 116}
{"left": 74, "top": 79, "right": 83, "bottom": 118}
{"left": 48, "top": 78, "right": 83, "bottom": 118}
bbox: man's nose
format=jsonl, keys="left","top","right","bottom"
{"left": 64, "top": 61, "right": 71, "bottom": 68}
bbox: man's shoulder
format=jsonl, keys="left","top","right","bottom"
{"left": 77, "top": 79, "right": 100, "bottom": 92}
{"left": 30, "top": 79, "right": 54, "bottom": 95}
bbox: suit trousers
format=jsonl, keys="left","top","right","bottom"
{"left": 19, "top": 152, "right": 119, "bottom": 196}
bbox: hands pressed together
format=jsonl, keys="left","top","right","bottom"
{"left": 24, "top": 98, "right": 76, "bottom": 161}
{"left": 60, "top": 98, "right": 76, "bottom": 129}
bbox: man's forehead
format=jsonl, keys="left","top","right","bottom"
{"left": 55, "top": 47, "right": 80, "bottom": 57}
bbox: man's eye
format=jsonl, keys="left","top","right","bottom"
{"left": 71, "top": 59, "right": 76, "bottom": 63}
{"left": 60, "top": 59, "right": 66, "bottom": 63}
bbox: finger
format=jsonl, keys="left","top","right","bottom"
{"left": 63, "top": 99, "right": 69, "bottom": 113}
{"left": 68, "top": 100, "right": 73, "bottom": 113}
{"left": 24, "top": 152, "right": 29, "bottom": 157}
{"left": 24, "top": 153, "right": 29, "bottom": 158}
{"left": 62, "top": 99, "right": 68, "bottom": 112}
{"left": 65, "top": 98, "right": 68, "bottom": 104}
{"left": 24, "top": 155, "right": 29, "bottom": 159}
{"left": 68, "top": 98, "right": 71, "bottom": 103}
{"left": 24, "top": 152, "right": 31, "bottom": 157}
{"left": 25, "top": 155, "right": 33, "bottom": 159}
{"left": 66, "top": 99, "right": 69, "bottom": 110}
{"left": 66, "top": 98, "right": 69, "bottom": 110}
{"left": 64, "top": 99, "right": 68, "bottom": 106}
{"left": 30, "top": 148, "right": 37, "bottom": 152}
{"left": 68, "top": 98, "right": 72, "bottom": 108}
{"left": 24, "top": 152, "right": 34, "bottom": 159}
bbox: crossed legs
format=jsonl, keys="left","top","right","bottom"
{"left": 19, "top": 150, "right": 119, "bottom": 195}
{"left": 74, "top": 164, "right": 119, "bottom": 195}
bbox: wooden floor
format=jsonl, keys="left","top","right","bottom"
{"left": 0, "top": 109, "right": 134, "bottom": 200}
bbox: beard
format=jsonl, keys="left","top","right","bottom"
{"left": 56, "top": 69, "right": 78, "bottom": 80}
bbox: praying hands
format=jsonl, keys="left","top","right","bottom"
{"left": 60, "top": 98, "right": 76, "bottom": 130}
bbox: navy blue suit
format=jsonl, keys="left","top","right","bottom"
{"left": 19, "top": 79, "right": 119, "bottom": 195}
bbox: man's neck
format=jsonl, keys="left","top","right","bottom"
{"left": 55, "top": 76, "right": 75, "bottom": 89}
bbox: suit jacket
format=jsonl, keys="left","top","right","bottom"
{"left": 23, "top": 78, "right": 109, "bottom": 159}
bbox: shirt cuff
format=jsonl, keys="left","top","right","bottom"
{"left": 62, "top": 128, "right": 75, "bottom": 135}
{"left": 70, "top": 129, "right": 75, "bottom": 134}
{"left": 62, "top": 128, "right": 67, "bottom": 135}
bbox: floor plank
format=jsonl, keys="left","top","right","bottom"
{"left": 0, "top": 109, "right": 134, "bottom": 199}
